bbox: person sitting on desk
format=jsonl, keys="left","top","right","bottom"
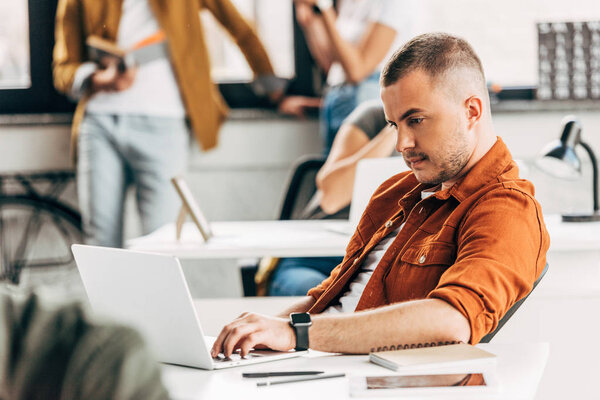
{"left": 211, "top": 33, "right": 550, "bottom": 357}
{"left": 268, "top": 100, "right": 396, "bottom": 296}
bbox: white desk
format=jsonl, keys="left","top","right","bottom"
{"left": 130, "top": 217, "right": 600, "bottom": 400}
{"left": 127, "top": 215, "right": 600, "bottom": 260}
{"left": 127, "top": 220, "right": 350, "bottom": 259}
{"left": 162, "top": 298, "right": 548, "bottom": 400}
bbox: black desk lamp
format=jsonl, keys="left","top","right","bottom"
{"left": 536, "top": 115, "right": 600, "bottom": 222}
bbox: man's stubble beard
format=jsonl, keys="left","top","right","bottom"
{"left": 416, "top": 126, "right": 471, "bottom": 186}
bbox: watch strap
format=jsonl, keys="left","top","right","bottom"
{"left": 292, "top": 323, "right": 310, "bottom": 351}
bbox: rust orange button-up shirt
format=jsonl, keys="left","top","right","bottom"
{"left": 307, "top": 138, "right": 550, "bottom": 344}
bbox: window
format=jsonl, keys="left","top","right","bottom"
{"left": 0, "top": 0, "right": 74, "bottom": 114}
{"left": 202, "top": 0, "right": 295, "bottom": 82}
{"left": 0, "top": 0, "right": 30, "bottom": 89}
{"left": 0, "top": 0, "right": 302, "bottom": 113}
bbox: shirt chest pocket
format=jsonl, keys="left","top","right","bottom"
{"left": 385, "top": 243, "right": 456, "bottom": 302}
{"left": 400, "top": 242, "right": 456, "bottom": 267}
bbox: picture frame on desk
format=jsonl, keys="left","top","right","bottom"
{"left": 171, "top": 176, "right": 213, "bottom": 242}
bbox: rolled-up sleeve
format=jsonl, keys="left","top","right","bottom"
{"left": 428, "top": 187, "right": 550, "bottom": 344}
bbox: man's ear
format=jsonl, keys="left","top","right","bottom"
{"left": 464, "top": 96, "right": 483, "bottom": 128}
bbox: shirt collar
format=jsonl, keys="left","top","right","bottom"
{"left": 434, "top": 137, "right": 515, "bottom": 202}
{"left": 421, "top": 184, "right": 441, "bottom": 199}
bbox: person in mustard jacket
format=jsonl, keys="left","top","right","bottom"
{"left": 53, "top": 0, "right": 278, "bottom": 247}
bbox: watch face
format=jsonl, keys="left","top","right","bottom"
{"left": 291, "top": 312, "right": 311, "bottom": 324}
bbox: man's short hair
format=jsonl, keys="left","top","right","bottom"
{"left": 381, "top": 33, "right": 486, "bottom": 90}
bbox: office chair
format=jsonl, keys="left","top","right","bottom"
{"left": 278, "top": 155, "right": 328, "bottom": 220}
{"left": 479, "top": 262, "right": 549, "bottom": 343}
{"left": 240, "top": 155, "right": 327, "bottom": 296}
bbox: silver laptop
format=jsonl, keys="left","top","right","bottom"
{"left": 72, "top": 244, "right": 305, "bottom": 369}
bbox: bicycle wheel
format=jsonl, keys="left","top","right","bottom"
{"left": 0, "top": 195, "right": 83, "bottom": 292}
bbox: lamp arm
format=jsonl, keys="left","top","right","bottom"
{"left": 579, "top": 141, "right": 599, "bottom": 213}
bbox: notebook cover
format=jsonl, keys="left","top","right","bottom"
{"left": 369, "top": 344, "right": 497, "bottom": 371}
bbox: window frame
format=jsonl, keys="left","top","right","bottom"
{"left": 0, "top": 0, "right": 320, "bottom": 115}
{"left": 0, "top": 0, "right": 75, "bottom": 114}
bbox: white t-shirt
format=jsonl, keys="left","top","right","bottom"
{"left": 324, "top": 187, "right": 439, "bottom": 314}
{"left": 326, "top": 0, "right": 416, "bottom": 86}
{"left": 86, "top": 0, "right": 186, "bottom": 117}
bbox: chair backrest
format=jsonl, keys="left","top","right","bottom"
{"left": 350, "top": 157, "right": 409, "bottom": 227}
{"left": 479, "top": 262, "right": 549, "bottom": 343}
{"left": 279, "top": 155, "right": 327, "bottom": 220}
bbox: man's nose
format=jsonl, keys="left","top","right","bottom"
{"left": 396, "top": 128, "right": 415, "bottom": 153}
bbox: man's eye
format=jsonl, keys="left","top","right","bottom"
{"left": 408, "top": 118, "right": 424, "bottom": 126}
{"left": 387, "top": 121, "right": 397, "bottom": 129}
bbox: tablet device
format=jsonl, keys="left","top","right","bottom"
{"left": 349, "top": 371, "right": 498, "bottom": 398}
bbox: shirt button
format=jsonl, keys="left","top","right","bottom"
{"left": 385, "top": 220, "right": 393, "bottom": 228}
{"left": 353, "top": 258, "right": 359, "bottom": 265}
{"left": 419, "top": 255, "right": 426, "bottom": 264}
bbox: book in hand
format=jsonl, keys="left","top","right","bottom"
{"left": 349, "top": 371, "right": 499, "bottom": 398}
{"left": 369, "top": 343, "right": 497, "bottom": 372}
{"left": 86, "top": 30, "right": 167, "bottom": 72}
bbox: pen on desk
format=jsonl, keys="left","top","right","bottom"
{"left": 243, "top": 371, "right": 324, "bottom": 378}
{"left": 256, "top": 373, "right": 345, "bottom": 387}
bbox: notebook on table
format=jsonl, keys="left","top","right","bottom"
{"left": 369, "top": 343, "right": 497, "bottom": 372}
{"left": 357, "top": 344, "right": 499, "bottom": 397}
{"left": 72, "top": 244, "right": 306, "bottom": 369}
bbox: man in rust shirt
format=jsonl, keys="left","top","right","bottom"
{"left": 211, "top": 33, "right": 550, "bottom": 357}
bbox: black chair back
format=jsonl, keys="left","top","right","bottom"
{"left": 279, "top": 155, "right": 327, "bottom": 220}
{"left": 479, "top": 262, "right": 549, "bottom": 343}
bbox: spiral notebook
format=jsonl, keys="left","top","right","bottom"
{"left": 369, "top": 343, "right": 497, "bottom": 372}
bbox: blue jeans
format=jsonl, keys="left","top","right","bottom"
{"left": 320, "top": 72, "right": 381, "bottom": 154}
{"left": 77, "top": 113, "right": 189, "bottom": 247}
{"left": 268, "top": 256, "right": 344, "bottom": 296}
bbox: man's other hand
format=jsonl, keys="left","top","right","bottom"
{"left": 90, "top": 62, "right": 137, "bottom": 93}
{"left": 210, "top": 312, "right": 296, "bottom": 358}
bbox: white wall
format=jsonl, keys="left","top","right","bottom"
{"left": 3, "top": 108, "right": 599, "bottom": 223}
{"left": 411, "top": 0, "right": 600, "bottom": 86}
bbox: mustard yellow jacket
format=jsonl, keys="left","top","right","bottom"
{"left": 53, "top": 0, "right": 274, "bottom": 161}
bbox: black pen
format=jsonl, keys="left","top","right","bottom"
{"left": 243, "top": 371, "right": 324, "bottom": 378}
{"left": 256, "top": 373, "right": 345, "bottom": 386}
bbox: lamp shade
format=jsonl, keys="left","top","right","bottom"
{"left": 535, "top": 115, "right": 600, "bottom": 222}
{"left": 536, "top": 140, "right": 581, "bottom": 179}
{"left": 535, "top": 116, "right": 583, "bottom": 180}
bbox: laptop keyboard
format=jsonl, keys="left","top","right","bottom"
{"left": 205, "top": 336, "right": 272, "bottom": 363}
{"left": 213, "top": 352, "right": 265, "bottom": 362}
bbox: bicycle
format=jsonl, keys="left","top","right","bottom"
{"left": 0, "top": 171, "right": 83, "bottom": 286}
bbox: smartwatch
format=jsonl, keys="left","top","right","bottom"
{"left": 289, "top": 312, "right": 312, "bottom": 351}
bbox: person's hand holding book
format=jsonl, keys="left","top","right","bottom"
{"left": 90, "top": 61, "right": 137, "bottom": 93}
